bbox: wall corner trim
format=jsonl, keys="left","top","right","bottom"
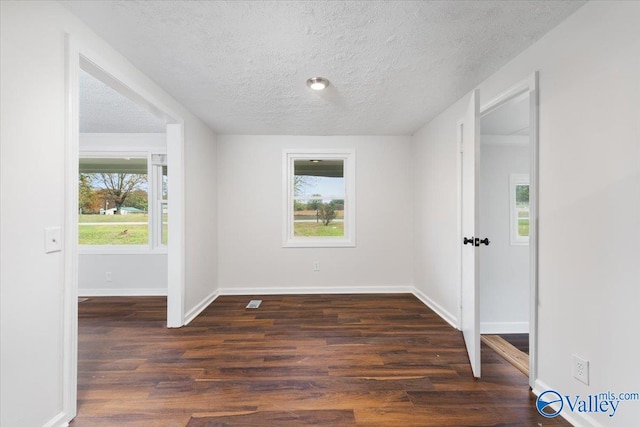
{"left": 183, "top": 290, "right": 220, "bottom": 326}
{"left": 411, "top": 287, "right": 459, "bottom": 330}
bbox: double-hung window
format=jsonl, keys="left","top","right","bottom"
{"left": 78, "top": 152, "right": 167, "bottom": 251}
{"left": 283, "top": 149, "right": 355, "bottom": 247}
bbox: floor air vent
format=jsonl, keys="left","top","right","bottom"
{"left": 246, "top": 300, "right": 262, "bottom": 309}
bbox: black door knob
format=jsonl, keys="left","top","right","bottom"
{"left": 463, "top": 237, "right": 475, "bottom": 245}
{"left": 479, "top": 238, "right": 490, "bottom": 246}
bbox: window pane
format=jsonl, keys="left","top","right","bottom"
{"left": 161, "top": 202, "right": 168, "bottom": 245}
{"left": 78, "top": 158, "right": 148, "bottom": 245}
{"left": 294, "top": 159, "right": 344, "bottom": 198}
{"left": 517, "top": 209, "right": 530, "bottom": 237}
{"left": 162, "top": 165, "right": 168, "bottom": 200}
{"left": 285, "top": 151, "right": 355, "bottom": 248}
{"left": 293, "top": 199, "right": 345, "bottom": 237}
{"left": 515, "top": 184, "right": 530, "bottom": 237}
{"left": 515, "top": 184, "right": 529, "bottom": 208}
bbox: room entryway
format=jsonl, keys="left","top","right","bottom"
{"left": 479, "top": 89, "right": 532, "bottom": 376}
{"left": 458, "top": 74, "right": 539, "bottom": 385}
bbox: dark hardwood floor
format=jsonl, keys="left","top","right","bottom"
{"left": 72, "top": 295, "right": 569, "bottom": 426}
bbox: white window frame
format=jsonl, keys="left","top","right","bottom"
{"left": 78, "top": 150, "right": 167, "bottom": 254}
{"left": 151, "top": 154, "right": 168, "bottom": 248}
{"left": 283, "top": 149, "right": 356, "bottom": 248}
{"left": 510, "top": 173, "right": 530, "bottom": 246}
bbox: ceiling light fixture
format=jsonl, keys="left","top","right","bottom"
{"left": 306, "top": 77, "right": 330, "bottom": 91}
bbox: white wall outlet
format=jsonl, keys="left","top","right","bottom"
{"left": 44, "top": 226, "right": 62, "bottom": 253}
{"left": 105, "top": 272, "right": 112, "bottom": 282}
{"left": 572, "top": 354, "right": 589, "bottom": 385}
{"left": 313, "top": 261, "right": 320, "bottom": 272}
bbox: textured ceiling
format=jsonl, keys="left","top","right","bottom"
{"left": 65, "top": 1, "right": 585, "bottom": 135}
{"left": 80, "top": 68, "right": 167, "bottom": 133}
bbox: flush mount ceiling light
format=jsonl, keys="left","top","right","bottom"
{"left": 306, "top": 77, "right": 330, "bottom": 91}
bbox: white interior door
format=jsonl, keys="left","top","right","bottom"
{"left": 461, "top": 89, "right": 481, "bottom": 378}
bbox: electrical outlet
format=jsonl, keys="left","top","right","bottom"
{"left": 105, "top": 272, "right": 112, "bottom": 282}
{"left": 573, "top": 354, "right": 589, "bottom": 385}
{"left": 313, "top": 261, "right": 320, "bottom": 272}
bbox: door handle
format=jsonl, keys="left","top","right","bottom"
{"left": 463, "top": 237, "right": 490, "bottom": 246}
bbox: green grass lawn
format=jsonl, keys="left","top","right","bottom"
{"left": 518, "top": 219, "right": 530, "bottom": 237}
{"left": 79, "top": 214, "right": 168, "bottom": 245}
{"left": 79, "top": 213, "right": 148, "bottom": 223}
{"left": 79, "top": 224, "right": 148, "bottom": 245}
{"left": 294, "top": 221, "right": 344, "bottom": 237}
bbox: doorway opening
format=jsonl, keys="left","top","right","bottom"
{"left": 479, "top": 91, "right": 532, "bottom": 376}
{"left": 77, "top": 64, "right": 169, "bottom": 297}
{"left": 63, "top": 38, "right": 186, "bottom": 423}
{"left": 457, "top": 73, "right": 538, "bottom": 386}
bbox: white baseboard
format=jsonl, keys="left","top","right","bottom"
{"left": 183, "top": 290, "right": 220, "bottom": 326}
{"left": 411, "top": 287, "right": 459, "bottom": 330}
{"left": 43, "top": 411, "right": 69, "bottom": 427}
{"left": 480, "top": 321, "right": 529, "bottom": 334}
{"left": 78, "top": 288, "right": 167, "bottom": 297}
{"left": 215, "top": 286, "right": 459, "bottom": 332}
{"left": 533, "top": 379, "right": 603, "bottom": 427}
{"left": 218, "top": 285, "right": 414, "bottom": 296}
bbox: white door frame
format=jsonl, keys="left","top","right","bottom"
{"left": 457, "top": 72, "right": 539, "bottom": 387}
{"left": 62, "top": 35, "right": 186, "bottom": 423}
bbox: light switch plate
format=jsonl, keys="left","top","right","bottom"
{"left": 45, "top": 227, "right": 62, "bottom": 253}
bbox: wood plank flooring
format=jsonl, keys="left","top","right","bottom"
{"left": 499, "top": 334, "right": 529, "bottom": 355}
{"left": 72, "top": 295, "right": 570, "bottom": 426}
{"left": 481, "top": 335, "right": 529, "bottom": 376}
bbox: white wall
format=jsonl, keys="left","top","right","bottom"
{"left": 411, "top": 102, "right": 464, "bottom": 327}
{"left": 184, "top": 124, "right": 218, "bottom": 312}
{"left": 78, "top": 254, "right": 167, "bottom": 296}
{"left": 0, "top": 2, "right": 217, "bottom": 426}
{"left": 479, "top": 137, "right": 529, "bottom": 333}
{"left": 412, "top": 2, "right": 640, "bottom": 425}
{"left": 218, "top": 135, "right": 413, "bottom": 293}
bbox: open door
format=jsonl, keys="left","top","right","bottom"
{"left": 461, "top": 89, "right": 481, "bottom": 378}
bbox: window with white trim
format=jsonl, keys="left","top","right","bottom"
{"left": 283, "top": 150, "right": 355, "bottom": 247}
{"left": 510, "top": 173, "right": 530, "bottom": 245}
{"left": 79, "top": 152, "right": 167, "bottom": 250}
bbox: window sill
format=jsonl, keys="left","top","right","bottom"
{"left": 283, "top": 238, "right": 355, "bottom": 248}
{"left": 78, "top": 245, "right": 168, "bottom": 255}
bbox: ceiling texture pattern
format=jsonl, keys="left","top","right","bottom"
{"left": 80, "top": 68, "right": 167, "bottom": 133}
{"left": 64, "top": 0, "right": 585, "bottom": 136}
